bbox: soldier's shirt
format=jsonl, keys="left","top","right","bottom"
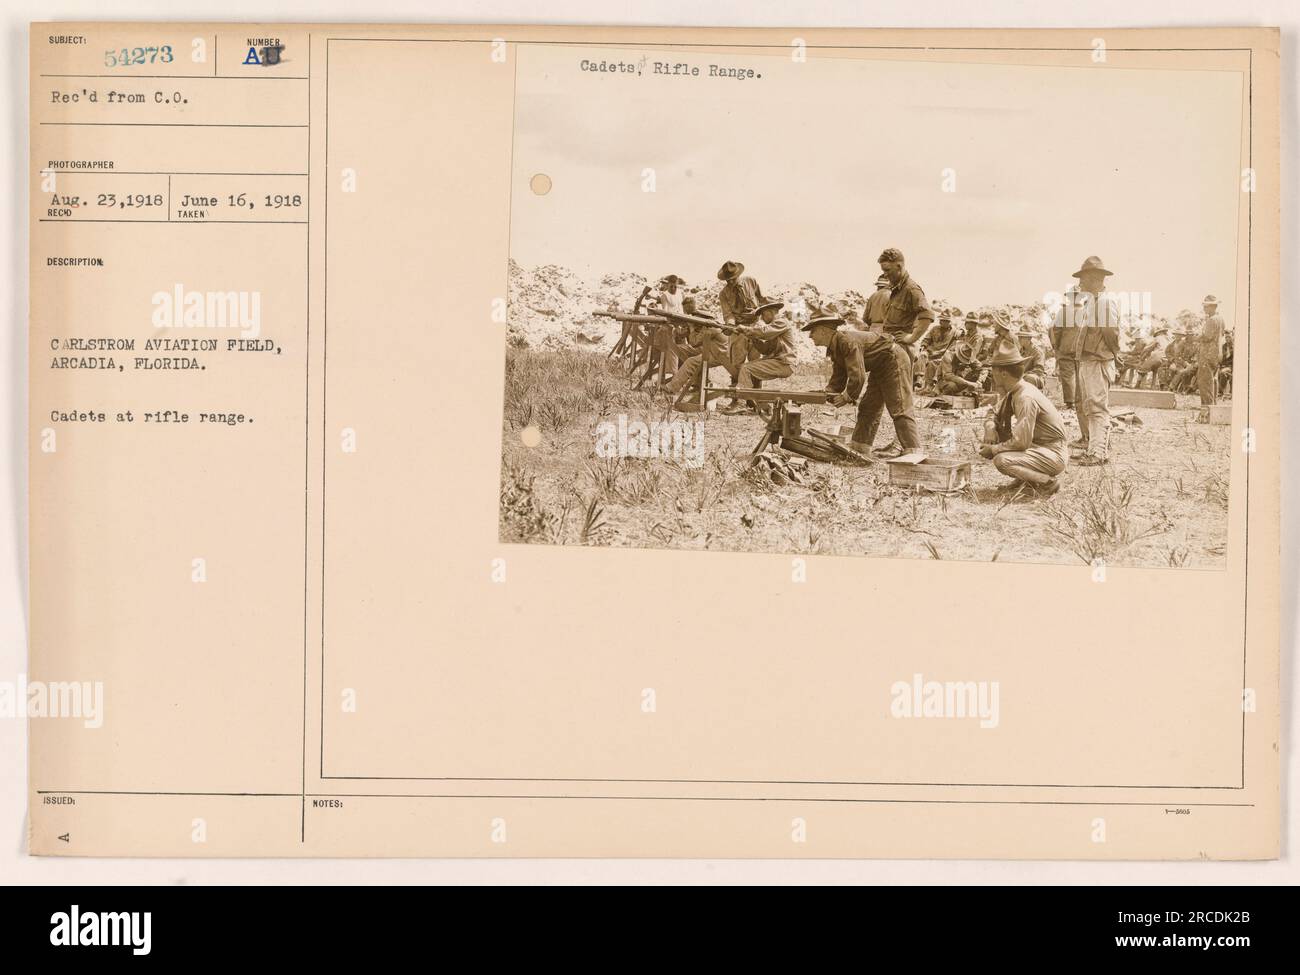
{"left": 718, "top": 275, "right": 765, "bottom": 324}
{"left": 686, "top": 323, "right": 730, "bottom": 365}
{"left": 880, "top": 271, "right": 935, "bottom": 338}
{"left": 746, "top": 321, "right": 797, "bottom": 365}
{"left": 863, "top": 288, "right": 891, "bottom": 326}
{"left": 941, "top": 342, "right": 982, "bottom": 382}
{"left": 921, "top": 323, "right": 955, "bottom": 355}
{"left": 1200, "top": 313, "right": 1225, "bottom": 355}
{"left": 825, "top": 329, "right": 896, "bottom": 401}
{"left": 1051, "top": 291, "right": 1122, "bottom": 361}
{"left": 996, "top": 380, "right": 1068, "bottom": 455}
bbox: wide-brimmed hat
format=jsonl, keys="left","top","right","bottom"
{"left": 1202, "top": 294, "right": 1219, "bottom": 306}
{"left": 1071, "top": 255, "right": 1113, "bottom": 278}
{"left": 800, "top": 314, "right": 844, "bottom": 332}
{"left": 659, "top": 274, "right": 685, "bottom": 287}
{"left": 953, "top": 341, "right": 977, "bottom": 363}
{"left": 752, "top": 300, "right": 784, "bottom": 316}
{"left": 1153, "top": 326, "right": 1170, "bottom": 336}
{"left": 988, "top": 339, "right": 1031, "bottom": 367}
{"left": 717, "top": 261, "right": 744, "bottom": 281}
{"left": 963, "top": 311, "right": 979, "bottom": 324}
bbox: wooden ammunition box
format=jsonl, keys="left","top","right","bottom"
{"left": 886, "top": 456, "right": 972, "bottom": 492}
{"left": 1109, "top": 388, "right": 1177, "bottom": 409}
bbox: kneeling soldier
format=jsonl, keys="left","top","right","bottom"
{"left": 978, "top": 340, "right": 1069, "bottom": 497}
{"left": 802, "top": 313, "right": 921, "bottom": 458}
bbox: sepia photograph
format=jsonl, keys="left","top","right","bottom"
{"left": 502, "top": 45, "right": 1244, "bottom": 568}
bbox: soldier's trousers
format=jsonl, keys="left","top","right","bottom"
{"left": 851, "top": 348, "right": 920, "bottom": 450}
{"left": 1074, "top": 357, "right": 1112, "bottom": 460}
{"left": 727, "top": 334, "right": 756, "bottom": 382}
{"left": 737, "top": 356, "right": 792, "bottom": 388}
{"left": 993, "top": 445, "right": 1067, "bottom": 486}
{"left": 1198, "top": 357, "right": 1221, "bottom": 404}
{"left": 937, "top": 377, "right": 978, "bottom": 396}
{"left": 1057, "top": 358, "right": 1077, "bottom": 407}
{"left": 664, "top": 355, "right": 713, "bottom": 395}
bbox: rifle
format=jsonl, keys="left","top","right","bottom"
{"left": 655, "top": 309, "right": 748, "bottom": 335}
{"left": 591, "top": 310, "right": 670, "bottom": 324}
{"left": 595, "top": 310, "right": 670, "bottom": 364}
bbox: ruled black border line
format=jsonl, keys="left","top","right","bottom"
{"left": 34, "top": 790, "right": 1254, "bottom": 808}
{"left": 301, "top": 33, "right": 313, "bottom": 843}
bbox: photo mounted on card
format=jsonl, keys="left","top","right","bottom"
{"left": 28, "top": 24, "right": 1279, "bottom": 858}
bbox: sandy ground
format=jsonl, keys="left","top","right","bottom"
{"left": 499, "top": 349, "right": 1230, "bottom": 569}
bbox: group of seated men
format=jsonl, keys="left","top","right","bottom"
{"left": 1117, "top": 324, "right": 1233, "bottom": 399}
{"left": 914, "top": 310, "right": 1047, "bottom": 398}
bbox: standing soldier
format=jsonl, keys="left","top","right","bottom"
{"left": 863, "top": 273, "right": 892, "bottom": 331}
{"left": 1197, "top": 294, "right": 1226, "bottom": 405}
{"left": 873, "top": 247, "right": 933, "bottom": 450}
{"left": 1057, "top": 256, "right": 1121, "bottom": 466}
{"left": 801, "top": 312, "right": 921, "bottom": 457}
{"left": 717, "top": 260, "right": 766, "bottom": 392}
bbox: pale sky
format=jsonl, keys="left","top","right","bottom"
{"left": 510, "top": 45, "right": 1245, "bottom": 318}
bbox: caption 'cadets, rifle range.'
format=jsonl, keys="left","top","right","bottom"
{"left": 501, "top": 247, "right": 1234, "bottom": 568}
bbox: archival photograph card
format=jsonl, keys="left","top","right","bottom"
{"left": 27, "top": 23, "right": 1280, "bottom": 858}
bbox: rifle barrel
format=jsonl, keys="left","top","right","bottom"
{"left": 704, "top": 387, "right": 831, "bottom": 404}
{"left": 591, "top": 311, "right": 670, "bottom": 324}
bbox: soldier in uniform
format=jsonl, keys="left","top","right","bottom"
{"left": 918, "top": 310, "right": 958, "bottom": 391}
{"left": 1048, "top": 285, "right": 1087, "bottom": 412}
{"left": 1015, "top": 330, "right": 1047, "bottom": 389}
{"left": 1167, "top": 328, "right": 1201, "bottom": 394}
{"left": 1197, "top": 294, "right": 1226, "bottom": 405}
{"left": 801, "top": 312, "right": 921, "bottom": 457}
{"left": 872, "top": 247, "right": 933, "bottom": 452}
{"left": 978, "top": 340, "right": 1069, "bottom": 498}
{"left": 935, "top": 339, "right": 985, "bottom": 396}
{"left": 724, "top": 300, "right": 797, "bottom": 415}
{"left": 661, "top": 316, "right": 731, "bottom": 403}
{"left": 863, "top": 273, "right": 892, "bottom": 331}
{"left": 717, "top": 260, "right": 766, "bottom": 391}
{"left": 1217, "top": 330, "right": 1234, "bottom": 400}
{"left": 1055, "top": 256, "right": 1121, "bottom": 466}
